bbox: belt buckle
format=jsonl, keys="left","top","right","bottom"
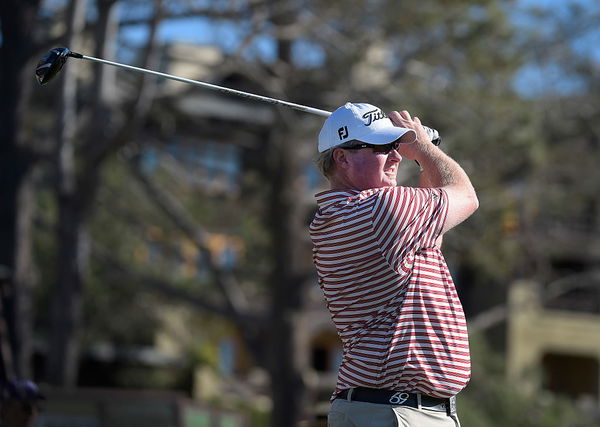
{"left": 389, "top": 392, "right": 411, "bottom": 405}
{"left": 447, "top": 396, "right": 457, "bottom": 416}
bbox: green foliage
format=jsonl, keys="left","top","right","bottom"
{"left": 114, "top": 365, "right": 190, "bottom": 390}
{"left": 82, "top": 147, "right": 273, "bottom": 347}
{"left": 31, "top": 181, "right": 60, "bottom": 333}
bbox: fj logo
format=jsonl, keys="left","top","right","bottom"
{"left": 389, "top": 392, "right": 409, "bottom": 405}
{"left": 338, "top": 126, "right": 349, "bottom": 140}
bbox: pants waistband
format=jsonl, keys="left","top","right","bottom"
{"left": 335, "top": 388, "right": 456, "bottom": 416}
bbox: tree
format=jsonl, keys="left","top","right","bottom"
{"left": 46, "top": 0, "right": 166, "bottom": 386}
{"left": 0, "top": 0, "right": 44, "bottom": 380}
{"left": 516, "top": 1, "right": 600, "bottom": 282}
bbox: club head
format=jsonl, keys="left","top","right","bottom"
{"left": 35, "top": 47, "right": 81, "bottom": 85}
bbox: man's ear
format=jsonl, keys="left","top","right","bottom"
{"left": 332, "top": 148, "right": 351, "bottom": 169}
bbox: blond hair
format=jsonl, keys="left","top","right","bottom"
{"left": 315, "top": 141, "right": 361, "bottom": 178}
{"left": 315, "top": 149, "right": 336, "bottom": 178}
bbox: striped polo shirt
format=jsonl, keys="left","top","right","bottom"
{"left": 309, "top": 186, "right": 470, "bottom": 399}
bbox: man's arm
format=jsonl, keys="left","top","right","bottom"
{"left": 391, "top": 110, "right": 478, "bottom": 235}
{"left": 418, "top": 166, "right": 434, "bottom": 188}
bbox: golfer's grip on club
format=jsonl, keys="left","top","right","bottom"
{"left": 419, "top": 127, "right": 442, "bottom": 146}
{"left": 388, "top": 112, "right": 443, "bottom": 169}
{"left": 412, "top": 127, "right": 441, "bottom": 169}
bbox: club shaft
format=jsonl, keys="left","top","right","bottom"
{"left": 74, "top": 54, "right": 439, "bottom": 144}
{"left": 80, "top": 55, "right": 332, "bottom": 117}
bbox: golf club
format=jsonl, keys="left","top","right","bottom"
{"left": 35, "top": 47, "right": 441, "bottom": 144}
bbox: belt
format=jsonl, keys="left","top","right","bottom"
{"left": 336, "top": 388, "right": 457, "bottom": 416}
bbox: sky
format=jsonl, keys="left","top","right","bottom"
{"left": 512, "top": 0, "right": 599, "bottom": 95}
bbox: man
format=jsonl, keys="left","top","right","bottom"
{"left": 309, "top": 103, "right": 478, "bottom": 427}
{"left": 0, "top": 379, "right": 44, "bottom": 427}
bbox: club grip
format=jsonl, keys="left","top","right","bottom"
{"left": 423, "top": 126, "right": 442, "bottom": 146}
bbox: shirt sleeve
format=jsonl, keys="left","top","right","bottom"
{"left": 371, "top": 186, "right": 448, "bottom": 270}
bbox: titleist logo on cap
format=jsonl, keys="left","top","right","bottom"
{"left": 362, "top": 109, "right": 387, "bottom": 126}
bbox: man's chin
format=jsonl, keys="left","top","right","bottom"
{"left": 383, "top": 174, "right": 397, "bottom": 185}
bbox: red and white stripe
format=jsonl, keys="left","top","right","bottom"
{"left": 310, "top": 187, "right": 470, "bottom": 399}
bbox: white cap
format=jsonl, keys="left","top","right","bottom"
{"left": 318, "top": 102, "right": 416, "bottom": 153}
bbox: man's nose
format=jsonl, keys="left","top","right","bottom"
{"left": 389, "top": 148, "right": 402, "bottom": 162}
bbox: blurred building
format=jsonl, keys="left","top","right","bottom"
{"left": 507, "top": 280, "right": 600, "bottom": 410}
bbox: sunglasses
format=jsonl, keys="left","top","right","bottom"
{"left": 342, "top": 140, "right": 401, "bottom": 154}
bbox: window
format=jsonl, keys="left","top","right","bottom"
{"left": 542, "top": 353, "right": 599, "bottom": 400}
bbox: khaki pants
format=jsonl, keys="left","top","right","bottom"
{"left": 328, "top": 399, "right": 461, "bottom": 427}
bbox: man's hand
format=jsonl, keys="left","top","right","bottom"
{"left": 388, "top": 110, "right": 432, "bottom": 160}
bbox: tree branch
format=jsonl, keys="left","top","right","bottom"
{"left": 125, "top": 154, "right": 253, "bottom": 320}
{"left": 93, "top": 247, "right": 244, "bottom": 320}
